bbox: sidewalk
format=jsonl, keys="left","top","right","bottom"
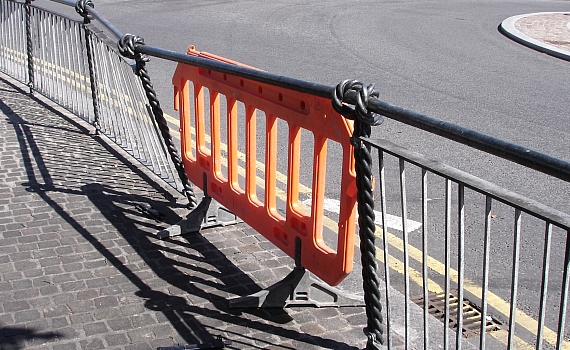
{"left": 500, "top": 12, "right": 570, "bottom": 61}
{"left": 0, "top": 73, "right": 372, "bottom": 349}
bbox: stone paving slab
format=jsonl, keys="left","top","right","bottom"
{"left": 0, "top": 74, "right": 375, "bottom": 350}
{"left": 514, "top": 12, "right": 570, "bottom": 53}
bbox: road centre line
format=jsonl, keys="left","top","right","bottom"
{"left": 166, "top": 114, "right": 566, "bottom": 349}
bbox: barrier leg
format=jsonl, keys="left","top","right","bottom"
{"left": 157, "top": 196, "right": 242, "bottom": 239}
{"left": 229, "top": 239, "right": 364, "bottom": 308}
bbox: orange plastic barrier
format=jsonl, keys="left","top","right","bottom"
{"left": 172, "top": 47, "right": 357, "bottom": 286}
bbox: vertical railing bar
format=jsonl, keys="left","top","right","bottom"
{"left": 59, "top": 16, "right": 68, "bottom": 105}
{"left": 5, "top": 0, "right": 11, "bottom": 75}
{"left": 54, "top": 14, "right": 64, "bottom": 103}
{"left": 507, "top": 209, "right": 522, "bottom": 350}
{"left": 113, "top": 51, "right": 136, "bottom": 148}
{"left": 9, "top": 1, "right": 18, "bottom": 79}
{"left": 66, "top": 19, "right": 76, "bottom": 114}
{"left": 37, "top": 8, "right": 46, "bottom": 95}
{"left": 70, "top": 20, "right": 81, "bottom": 116}
{"left": 108, "top": 51, "right": 130, "bottom": 151}
{"left": 0, "top": 0, "right": 5, "bottom": 73}
{"left": 13, "top": 1, "right": 20, "bottom": 79}
{"left": 0, "top": 0, "right": 4, "bottom": 72}
{"left": 145, "top": 101, "right": 170, "bottom": 179}
{"left": 111, "top": 54, "right": 134, "bottom": 152}
{"left": 39, "top": 10, "right": 48, "bottom": 96}
{"left": 127, "top": 61, "right": 155, "bottom": 165}
{"left": 94, "top": 38, "right": 112, "bottom": 135}
{"left": 81, "top": 25, "right": 92, "bottom": 121}
{"left": 444, "top": 178, "right": 452, "bottom": 350}
{"left": 100, "top": 44, "right": 120, "bottom": 141}
{"left": 67, "top": 20, "right": 80, "bottom": 116}
{"left": 54, "top": 13, "right": 62, "bottom": 101}
{"left": 45, "top": 12, "right": 54, "bottom": 100}
{"left": 25, "top": 0, "right": 34, "bottom": 93}
{"left": 81, "top": 27, "right": 92, "bottom": 121}
{"left": 556, "top": 230, "right": 570, "bottom": 350}
{"left": 144, "top": 75, "right": 174, "bottom": 180}
{"left": 378, "top": 150, "right": 392, "bottom": 349}
{"left": 113, "top": 55, "right": 140, "bottom": 158}
{"left": 74, "top": 21, "right": 88, "bottom": 120}
{"left": 399, "top": 158, "right": 411, "bottom": 349}
{"left": 63, "top": 18, "right": 73, "bottom": 111}
{"left": 135, "top": 84, "right": 159, "bottom": 169}
{"left": 133, "top": 64, "right": 163, "bottom": 172}
{"left": 422, "top": 167, "right": 429, "bottom": 350}
{"left": 82, "top": 24, "right": 96, "bottom": 124}
{"left": 143, "top": 70, "right": 173, "bottom": 178}
{"left": 479, "top": 196, "right": 492, "bottom": 350}
{"left": 456, "top": 184, "right": 465, "bottom": 350}
{"left": 134, "top": 70, "right": 158, "bottom": 167}
{"left": 536, "top": 222, "right": 553, "bottom": 350}
{"left": 30, "top": 6, "right": 39, "bottom": 91}
{"left": 13, "top": 1, "right": 21, "bottom": 80}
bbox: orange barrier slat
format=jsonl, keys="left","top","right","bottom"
{"left": 172, "top": 49, "right": 356, "bottom": 286}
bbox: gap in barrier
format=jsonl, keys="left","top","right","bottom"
{"left": 234, "top": 100, "right": 247, "bottom": 192}
{"left": 253, "top": 107, "right": 266, "bottom": 207}
{"left": 274, "top": 117, "right": 290, "bottom": 219}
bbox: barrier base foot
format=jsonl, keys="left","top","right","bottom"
{"left": 157, "top": 196, "right": 241, "bottom": 239}
{"left": 228, "top": 266, "right": 364, "bottom": 308}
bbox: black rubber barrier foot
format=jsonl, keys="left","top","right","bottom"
{"left": 157, "top": 196, "right": 242, "bottom": 239}
{"left": 229, "top": 266, "right": 364, "bottom": 308}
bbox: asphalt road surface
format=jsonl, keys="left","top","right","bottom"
{"left": 33, "top": 0, "right": 570, "bottom": 346}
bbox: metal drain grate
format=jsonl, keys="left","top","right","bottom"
{"left": 412, "top": 290, "right": 502, "bottom": 338}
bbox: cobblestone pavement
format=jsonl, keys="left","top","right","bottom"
{"left": 0, "top": 74, "right": 374, "bottom": 350}
{"left": 514, "top": 12, "right": 570, "bottom": 53}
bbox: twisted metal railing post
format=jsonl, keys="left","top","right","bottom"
{"left": 75, "top": 0, "right": 100, "bottom": 134}
{"left": 333, "top": 80, "right": 385, "bottom": 349}
{"left": 118, "top": 34, "right": 198, "bottom": 209}
{"left": 24, "top": 0, "right": 34, "bottom": 93}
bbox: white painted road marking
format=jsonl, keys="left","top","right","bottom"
{"left": 302, "top": 198, "right": 423, "bottom": 233}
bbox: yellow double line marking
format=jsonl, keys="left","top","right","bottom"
{"left": 164, "top": 113, "right": 568, "bottom": 349}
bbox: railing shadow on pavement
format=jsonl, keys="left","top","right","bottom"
{"left": 0, "top": 326, "right": 60, "bottom": 350}
{"left": 0, "top": 75, "right": 362, "bottom": 349}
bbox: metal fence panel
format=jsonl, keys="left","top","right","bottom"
{"left": 0, "top": 0, "right": 183, "bottom": 193}
{"left": 87, "top": 31, "right": 181, "bottom": 190}
{"left": 31, "top": 6, "right": 93, "bottom": 121}
{"left": 366, "top": 137, "right": 570, "bottom": 350}
{"left": 0, "top": 0, "right": 26, "bottom": 82}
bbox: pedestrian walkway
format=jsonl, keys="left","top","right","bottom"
{"left": 500, "top": 12, "right": 570, "bottom": 61}
{"left": 0, "top": 73, "right": 374, "bottom": 349}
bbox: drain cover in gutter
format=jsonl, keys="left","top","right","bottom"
{"left": 412, "top": 290, "right": 502, "bottom": 338}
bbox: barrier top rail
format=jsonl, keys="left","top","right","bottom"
{"left": 39, "top": 0, "right": 570, "bottom": 183}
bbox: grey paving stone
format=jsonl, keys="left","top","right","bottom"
{"left": 83, "top": 322, "right": 109, "bottom": 336}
